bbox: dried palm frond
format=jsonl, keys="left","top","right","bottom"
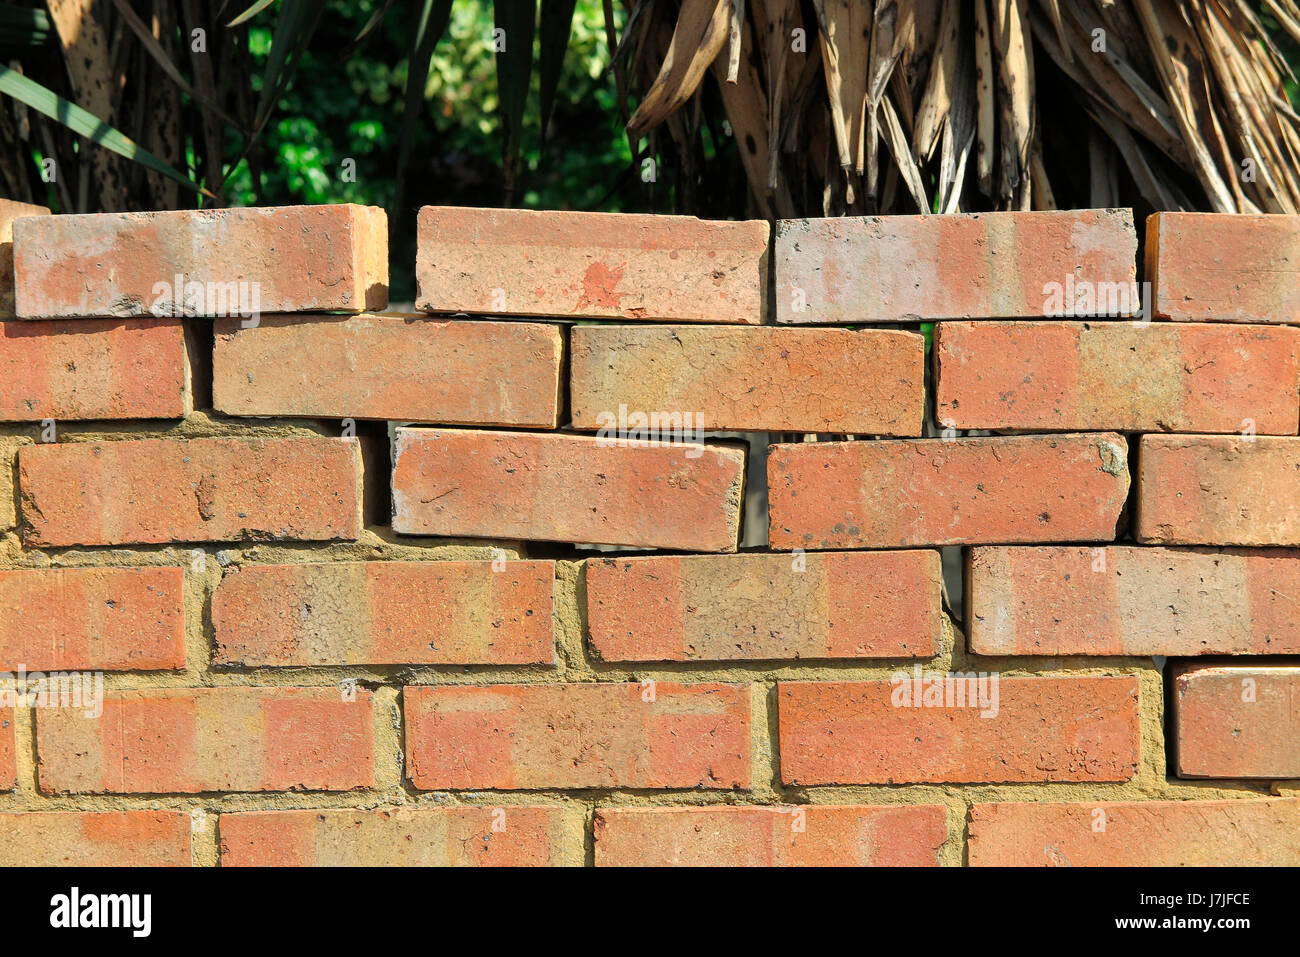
{"left": 619, "top": 0, "right": 1300, "bottom": 216}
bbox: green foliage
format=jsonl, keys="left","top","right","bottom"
{"left": 0, "top": 63, "right": 203, "bottom": 195}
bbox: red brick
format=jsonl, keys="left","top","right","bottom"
{"left": 935, "top": 321, "right": 1300, "bottom": 434}
{"left": 776, "top": 209, "right": 1136, "bottom": 323}
{"left": 36, "top": 687, "right": 374, "bottom": 794}
{"left": 585, "top": 550, "right": 940, "bottom": 661}
{"left": 768, "top": 433, "right": 1129, "bottom": 549}
{"left": 1148, "top": 212, "right": 1300, "bottom": 323}
{"left": 13, "top": 205, "right": 387, "bottom": 319}
{"left": 0, "top": 200, "right": 50, "bottom": 316}
{"left": 0, "top": 318, "right": 189, "bottom": 421}
{"left": 1136, "top": 435, "right": 1300, "bottom": 546}
{"left": 213, "top": 560, "right": 555, "bottom": 666}
{"left": 392, "top": 428, "right": 745, "bottom": 552}
{"left": 18, "top": 436, "right": 364, "bottom": 547}
{"left": 968, "top": 546, "right": 1300, "bottom": 656}
{"left": 594, "top": 804, "right": 947, "bottom": 866}
{"left": 778, "top": 677, "right": 1139, "bottom": 784}
{"left": 0, "top": 707, "right": 13, "bottom": 790}
{"left": 0, "top": 566, "right": 186, "bottom": 671}
{"left": 0, "top": 811, "right": 191, "bottom": 866}
{"left": 213, "top": 315, "right": 562, "bottom": 427}
{"left": 404, "top": 682, "right": 750, "bottom": 790}
{"left": 968, "top": 798, "right": 1300, "bottom": 866}
{"left": 1173, "top": 664, "right": 1300, "bottom": 779}
{"left": 220, "top": 806, "right": 581, "bottom": 866}
{"left": 416, "top": 206, "right": 767, "bottom": 323}
{"left": 570, "top": 325, "right": 923, "bottom": 435}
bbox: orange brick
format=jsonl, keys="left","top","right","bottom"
{"left": 935, "top": 321, "right": 1300, "bottom": 434}
{"left": 1173, "top": 664, "right": 1300, "bottom": 779}
{"left": 570, "top": 325, "right": 923, "bottom": 435}
{"left": 213, "top": 560, "right": 555, "bottom": 666}
{"left": 0, "top": 200, "right": 50, "bottom": 316}
{"left": 0, "top": 811, "right": 191, "bottom": 866}
{"left": 18, "top": 436, "right": 364, "bottom": 547}
{"left": 0, "top": 707, "right": 12, "bottom": 790}
{"left": 768, "top": 433, "right": 1129, "bottom": 549}
{"left": 404, "top": 682, "right": 750, "bottom": 790}
{"left": 36, "top": 687, "right": 374, "bottom": 794}
{"left": 778, "top": 677, "right": 1139, "bottom": 784}
{"left": 416, "top": 206, "right": 767, "bottom": 323}
{"left": 585, "top": 550, "right": 940, "bottom": 661}
{"left": 776, "top": 209, "right": 1136, "bottom": 323}
{"left": 1148, "top": 212, "right": 1300, "bottom": 322}
{"left": 0, "top": 318, "right": 190, "bottom": 420}
{"left": 220, "top": 806, "right": 582, "bottom": 866}
{"left": 594, "top": 805, "right": 947, "bottom": 866}
{"left": 1137, "top": 435, "right": 1300, "bottom": 545}
{"left": 13, "top": 205, "right": 387, "bottom": 319}
{"left": 213, "top": 315, "right": 562, "bottom": 427}
{"left": 968, "top": 546, "right": 1300, "bottom": 656}
{"left": 0, "top": 566, "right": 186, "bottom": 671}
{"left": 968, "top": 798, "right": 1300, "bottom": 866}
{"left": 392, "top": 428, "right": 745, "bottom": 552}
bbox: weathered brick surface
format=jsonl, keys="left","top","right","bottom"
{"left": 0, "top": 708, "right": 13, "bottom": 790}
{"left": 768, "top": 433, "right": 1129, "bottom": 549}
{"left": 1173, "top": 664, "right": 1300, "bottom": 779}
{"left": 0, "top": 811, "right": 191, "bottom": 866}
{"left": 935, "top": 321, "right": 1300, "bottom": 434}
{"left": 776, "top": 209, "right": 1136, "bottom": 323}
{"left": 0, "top": 318, "right": 190, "bottom": 421}
{"left": 1148, "top": 212, "right": 1300, "bottom": 323}
{"left": 13, "top": 205, "right": 388, "bottom": 319}
{"left": 0, "top": 566, "right": 186, "bottom": 671}
{"left": 3, "top": 201, "right": 1298, "bottom": 868}
{"left": 778, "top": 677, "right": 1139, "bottom": 784}
{"left": 392, "top": 428, "right": 745, "bottom": 552}
{"left": 968, "top": 798, "right": 1300, "bottom": 866}
{"left": 220, "top": 806, "right": 581, "bottom": 866}
{"left": 404, "top": 682, "right": 750, "bottom": 790}
{"left": 213, "top": 560, "right": 555, "bottom": 666}
{"left": 416, "top": 206, "right": 767, "bottom": 323}
{"left": 36, "top": 687, "right": 374, "bottom": 794}
{"left": 570, "top": 325, "right": 924, "bottom": 435}
{"left": 1136, "top": 435, "right": 1300, "bottom": 546}
{"left": 0, "top": 200, "right": 50, "bottom": 316}
{"left": 967, "top": 546, "right": 1300, "bottom": 656}
{"left": 213, "top": 315, "right": 562, "bottom": 427}
{"left": 594, "top": 805, "right": 947, "bottom": 866}
{"left": 0, "top": 437, "right": 27, "bottom": 531}
{"left": 18, "top": 437, "right": 364, "bottom": 547}
{"left": 585, "top": 550, "right": 940, "bottom": 661}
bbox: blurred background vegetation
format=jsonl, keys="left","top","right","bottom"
{"left": 1, "top": 0, "right": 1299, "bottom": 301}
{"left": 226, "top": 1, "right": 636, "bottom": 212}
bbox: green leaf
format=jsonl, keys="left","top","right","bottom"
{"left": 0, "top": 5, "right": 51, "bottom": 51}
{"left": 493, "top": 0, "right": 538, "bottom": 201}
{"left": 538, "top": 0, "right": 577, "bottom": 142}
{"left": 351, "top": 0, "right": 399, "bottom": 47}
{"left": 0, "top": 65, "right": 205, "bottom": 195}
{"left": 228, "top": 0, "right": 278, "bottom": 28}
{"left": 394, "top": 0, "right": 454, "bottom": 224}
{"left": 253, "top": 0, "right": 324, "bottom": 133}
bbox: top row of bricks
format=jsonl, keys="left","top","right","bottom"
{"left": 3, "top": 201, "right": 1296, "bottom": 323}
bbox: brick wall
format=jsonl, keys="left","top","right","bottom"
{"left": 0, "top": 200, "right": 1296, "bottom": 866}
